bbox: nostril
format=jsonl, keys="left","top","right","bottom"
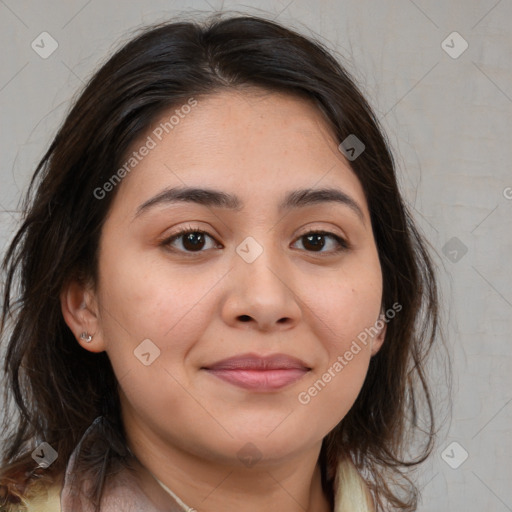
{"left": 239, "top": 315, "right": 251, "bottom": 322}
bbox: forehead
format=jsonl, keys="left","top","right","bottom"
{"left": 110, "top": 89, "right": 369, "bottom": 220}
{"left": 165, "top": 88, "right": 338, "bottom": 159}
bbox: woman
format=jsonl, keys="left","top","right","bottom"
{"left": 0, "top": 13, "right": 442, "bottom": 512}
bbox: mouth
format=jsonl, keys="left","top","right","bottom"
{"left": 201, "top": 353, "right": 311, "bottom": 392}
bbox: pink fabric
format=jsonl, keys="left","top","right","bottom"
{"left": 60, "top": 417, "right": 189, "bottom": 512}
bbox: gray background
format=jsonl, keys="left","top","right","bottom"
{"left": 1, "top": 1, "right": 511, "bottom": 510}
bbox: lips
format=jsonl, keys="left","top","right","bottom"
{"left": 202, "top": 353, "right": 311, "bottom": 391}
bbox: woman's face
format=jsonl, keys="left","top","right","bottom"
{"left": 69, "top": 89, "right": 386, "bottom": 467}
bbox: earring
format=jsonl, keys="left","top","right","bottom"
{"left": 80, "top": 332, "right": 93, "bottom": 343}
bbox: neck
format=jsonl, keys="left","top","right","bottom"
{"left": 128, "top": 431, "right": 332, "bottom": 512}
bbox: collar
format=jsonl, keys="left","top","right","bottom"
{"left": 59, "top": 416, "right": 355, "bottom": 512}
{"left": 60, "top": 417, "right": 189, "bottom": 511}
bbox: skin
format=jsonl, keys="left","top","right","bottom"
{"left": 62, "top": 88, "right": 386, "bottom": 512}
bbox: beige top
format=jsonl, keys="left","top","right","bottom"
{"left": 10, "top": 417, "right": 374, "bottom": 512}
{"left": 16, "top": 465, "right": 374, "bottom": 512}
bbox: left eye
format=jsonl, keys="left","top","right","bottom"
{"left": 162, "top": 228, "right": 220, "bottom": 253}
{"left": 292, "top": 230, "right": 349, "bottom": 253}
{"left": 161, "top": 227, "right": 349, "bottom": 254}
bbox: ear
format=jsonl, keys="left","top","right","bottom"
{"left": 60, "top": 278, "right": 106, "bottom": 353}
{"left": 370, "top": 311, "right": 387, "bottom": 356}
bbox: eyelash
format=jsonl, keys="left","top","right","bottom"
{"left": 160, "top": 225, "right": 350, "bottom": 256}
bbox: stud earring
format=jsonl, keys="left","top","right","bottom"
{"left": 80, "top": 332, "right": 93, "bottom": 343}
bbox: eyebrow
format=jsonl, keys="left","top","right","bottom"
{"left": 135, "top": 186, "right": 365, "bottom": 224}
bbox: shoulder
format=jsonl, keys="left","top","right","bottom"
{"left": 23, "top": 477, "right": 62, "bottom": 512}
{"left": 1, "top": 473, "right": 63, "bottom": 512}
{"left": 334, "top": 457, "right": 375, "bottom": 512}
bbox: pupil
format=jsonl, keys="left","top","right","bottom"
{"left": 305, "top": 234, "right": 324, "bottom": 251}
{"left": 184, "top": 232, "right": 205, "bottom": 251}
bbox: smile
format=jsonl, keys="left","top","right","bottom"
{"left": 202, "top": 353, "right": 311, "bottom": 391}
{"left": 204, "top": 368, "right": 310, "bottom": 391}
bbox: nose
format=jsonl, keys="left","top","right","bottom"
{"left": 220, "top": 243, "right": 302, "bottom": 333}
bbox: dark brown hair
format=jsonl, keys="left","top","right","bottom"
{"left": 1, "top": 13, "right": 444, "bottom": 511}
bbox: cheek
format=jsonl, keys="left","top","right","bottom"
{"left": 296, "top": 297, "right": 376, "bottom": 433}
{"left": 304, "top": 257, "right": 382, "bottom": 352}
{"left": 97, "top": 246, "right": 222, "bottom": 353}
{"left": 294, "top": 257, "right": 382, "bottom": 425}
{"left": 95, "top": 250, "right": 224, "bottom": 441}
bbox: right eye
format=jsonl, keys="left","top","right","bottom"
{"left": 160, "top": 226, "right": 222, "bottom": 255}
